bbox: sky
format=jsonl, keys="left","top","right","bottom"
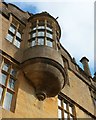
{"left": 4, "top": 0, "right": 95, "bottom": 76}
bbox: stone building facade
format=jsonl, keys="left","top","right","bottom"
{"left": 0, "top": 2, "right": 96, "bottom": 119}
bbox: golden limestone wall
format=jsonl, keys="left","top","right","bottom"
{"left": 75, "top": 106, "right": 91, "bottom": 118}
{"left": 2, "top": 70, "right": 58, "bottom": 118}
{"left": 62, "top": 70, "right": 94, "bottom": 117}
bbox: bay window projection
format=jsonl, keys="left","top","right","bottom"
{"left": 29, "top": 20, "right": 53, "bottom": 48}
{"left": 6, "top": 24, "right": 22, "bottom": 48}
{"left": 0, "top": 57, "right": 17, "bottom": 111}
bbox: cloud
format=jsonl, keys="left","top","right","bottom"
{"left": 4, "top": 0, "right": 95, "bottom": 75}
{"left": 4, "top": 0, "right": 95, "bottom": 2}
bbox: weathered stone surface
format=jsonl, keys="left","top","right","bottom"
{"left": 1, "top": 2, "right": 96, "bottom": 119}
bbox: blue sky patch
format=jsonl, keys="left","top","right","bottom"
{"left": 4, "top": 1, "right": 39, "bottom": 14}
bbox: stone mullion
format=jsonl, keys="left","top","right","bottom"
{"left": 35, "top": 20, "right": 38, "bottom": 45}
{"left": 45, "top": 20, "right": 47, "bottom": 46}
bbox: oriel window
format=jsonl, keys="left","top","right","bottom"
{"left": 29, "top": 20, "right": 53, "bottom": 48}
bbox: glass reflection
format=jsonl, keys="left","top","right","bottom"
{"left": 3, "top": 91, "right": 13, "bottom": 111}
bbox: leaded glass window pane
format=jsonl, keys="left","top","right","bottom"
{"left": 31, "top": 40, "right": 36, "bottom": 46}
{"left": 2, "top": 63, "right": 9, "bottom": 72}
{"left": 46, "top": 32, "right": 52, "bottom": 39}
{"left": 0, "top": 87, "right": 3, "bottom": 101}
{"left": 32, "top": 27, "right": 36, "bottom": 30}
{"left": 0, "top": 73, "right": 7, "bottom": 85}
{"left": 6, "top": 34, "right": 13, "bottom": 42}
{"left": 13, "top": 39, "right": 21, "bottom": 48}
{"left": 38, "top": 38, "right": 44, "bottom": 45}
{"left": 38, "top": 31, "right": 44, "bottom": 37}
{"left": 46, "top": 39, "right": 52, "bottom": 47}
{"left": 16, "top": 31, "right": 21, "bottom": 39}
{"left": 8, "top": 78, "right": 15, "bottom": 90}
{"left": 3, "top": 91, "right": 13, "bottom": 110}
{"left": 63, "top": 102, "right": 67, "bottom": 110}
{"left": 10, "top": 68, "right": 17, "bottom": 77}
{"left": 69, "top": 106, "right": 73, "bottom": 114}
{"left": 58, "top": 98, "right": 61, "bottom": 107}
{"left": 32, "top": 32, "right": 36, "bottom": 38}
{"left": 38, "top": 26, "right": 45, "bottom": 29}
{"left": 46, "top": 26, "right": 52, "bottom": 32}
{"left": 64, "top": 112, "right": 68, "bottom": 118}
{"left": 58, "top": 109, "right": 62, "bottom": 119}
{"left": 9, "top": 25, "right": 16, "bottom": 34}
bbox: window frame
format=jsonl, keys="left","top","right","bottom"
{"left": 46, "top": 38, "right": 53, "bottom": 47}
{"left": 0, "top": 56, "right": 18, "bottom": 112}
{"left": 29, "top": 20, "right": 54, "bottom": 48}
{"left": 6, "top": 23, "right": 22, "bottom": 49}
{"left": 58, "top": 94, "right": 76, "bottom": 120}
